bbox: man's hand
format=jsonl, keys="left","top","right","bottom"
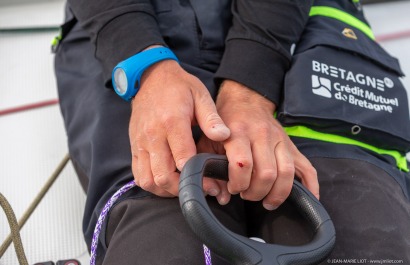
{"left": 129, "top": 59, "right": 230, "bottom": 197}
{"left": 198, "top": 80, "right": 319, "bottom": 210}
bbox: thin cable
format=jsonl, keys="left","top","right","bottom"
{"left": 90, "top": 180, "right": 136, "bottom": 265}
{"left": 203, "top": 244, "right": 212, "bottom": 265}
{"left": 0, "top": 99, "right": 59, "bottom": 116}
{"left": 0, "top": 153, "right": 70, "bottom": 258}
{"left": 0, "top": 193, "right": 29, "bottom": 265}
{"left": 90, "top": 180, "right": 213, "bottom": 265}
{"left": 376, "top": 29, "right": 410, "bottom": 42}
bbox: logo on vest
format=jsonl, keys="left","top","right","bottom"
{"left": 342, "top": 28, "right": 357, "bottom": 40}
{"left": 311, "top": 60, "right": 400, "bottom": 114}
{"left": 312, "top": 60, "right": 393, "bottom": 91}
{"left": 312, "top": 75, "right": 332, "bottom": 98}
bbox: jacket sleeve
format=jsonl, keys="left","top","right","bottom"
{"left": 215, "top": 0, "right": 312, "bottom": 106}
{"left": 67, "top": 0, "right": 166, "bottom": 87}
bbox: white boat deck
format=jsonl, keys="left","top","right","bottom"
{"left": 1, "top": 1, "right": 410, "bottom": 264}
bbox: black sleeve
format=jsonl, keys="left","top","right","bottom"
{"left": 215, "top": 0, "right": 312, "bottom": 106}
{"left": 67, "top": 0, "right": 166, "bottom": 87}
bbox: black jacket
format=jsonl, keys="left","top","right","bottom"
{"left": 66, "top": 0, "right": 312, "bottom": 105}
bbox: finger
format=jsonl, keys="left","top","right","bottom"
{"left": 148, "top": 138, "right": 180, "bottom": 196}
{"left": 225, "top": 135, "right": 253, "bottom": 195}
{"left": 263, "top": 141, "right": 294, "bottom": 210}
{"left": 203, "top": 177, "right": 221, "bottom": 197}
{"left": 164, "top": 116, "right": 197, "bottom": 171}
{"left": 203, "top": 177, "right": 231, "bottom": 205}
{"left": 215, "top": 180, "right": 231, "bottom": 205}
{"left": 240, "top": 138, "right": 277, "bottom": 201}
{"left": 192, "top": 86, "right": 230, "bottom": 142}
{"left": 137, "top": 149, "right": 173, "bottom": 197}
{"left": 288, "top": 142, "right": 320, "bottom": 199}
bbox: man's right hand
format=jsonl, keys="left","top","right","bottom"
{"left": 129, "top": 59, "right": 230, "bottom": 197}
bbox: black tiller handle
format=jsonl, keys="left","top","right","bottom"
{"left": 179, "top": 153, "right": 336, "bottom": 265}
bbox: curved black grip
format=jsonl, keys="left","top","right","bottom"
{"left": 179, "top": 153, "right": 335, "bottom": 265}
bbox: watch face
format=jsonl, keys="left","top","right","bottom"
{"left": 114, "top": 68, "right": 128, "bottom": 95}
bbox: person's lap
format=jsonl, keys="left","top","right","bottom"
{"left": 98, "top": 157, "right": 410, "bottom": 264}
{"left": 102, "top": 195, "right": 247, "bottom": 265}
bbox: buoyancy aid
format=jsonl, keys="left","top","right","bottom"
{"left": 278, "top": 0, "right": 410, "bottom": 172}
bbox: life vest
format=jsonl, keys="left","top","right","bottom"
{"left": 278, "top": 0, "right": 410, "bottom": 172}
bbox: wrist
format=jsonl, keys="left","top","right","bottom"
{"left": 140, "top": 59, "right": 181, "bottom": 88}
{"left": 217, "top": 80, "right": 276, "bottom": 113}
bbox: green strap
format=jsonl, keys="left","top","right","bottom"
{"left": 310, "top": 6, "right": 375, "bottom": 40}
{"left": 51, "top": 28, "right": 62, "bottom": 48}
{"left": 284, "top": 125, "right": 409, "bottom": 172}
{"left": 51, "top": 35, "right": 61, "bottom": 47}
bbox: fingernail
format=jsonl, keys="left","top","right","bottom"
{"left": 263, "top": 203, "right": 278, "bottom": 211}
{"left": 218, "top": 195, "right": 229, "bottom": 205}
{"left": 207, "top": 188, "right": 219, "bottom": 196}
{"left": 176, "top": 159, "right": 186, "bottom": 171}
{"left": 227, "top": 186, "right": 239, "bottom": 195}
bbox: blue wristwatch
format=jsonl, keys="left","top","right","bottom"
{"left": 112, "top": 47, "right": 179, "bottom": 101}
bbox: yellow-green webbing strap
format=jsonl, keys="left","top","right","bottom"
{"left": 309, "top": 6, "right": 375, "bottom": 40}
{"left": 284, "top": 125, "right": 409, "bottom": 172}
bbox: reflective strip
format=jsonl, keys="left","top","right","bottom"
{"left": 284, "top": 125, "right": 409, "bottom": 172}
{"left": 310, "top": 6, "right": 375, "bottom": 40}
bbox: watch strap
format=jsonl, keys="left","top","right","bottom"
{"left": 112, "top": 47, "right": 179, "bottom": 101}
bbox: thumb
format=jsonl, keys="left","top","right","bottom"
{"left": 193, "top": 88, "right": 230, "bottom": 142}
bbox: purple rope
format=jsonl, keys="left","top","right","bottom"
{"left": 203, "top": 244, "right": 212, "bottom": 265}
{"left": 90, "top": 180, "right": 136, "bottom": 265}
{"left": 89, "top": 180, "right": 212, "bottom": 265}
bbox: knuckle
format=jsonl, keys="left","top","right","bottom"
{"left": 257, "top": 168, "right": 277, "bottom": 183}
{"left": 142, "top": 124, "right": 158, "bottom": 141}
{"left": 173, "top": 145, "right": 196, "bottom": 170}
{"left": 270, "top": 197, "right": 286, "bottom": 206}
{"left": 304, "top": 166, "right": 318, "bottom": 178}
{"left": 267, "top": 193, "right": 290, "bottom": 206}
{"left": 172, "top": 147, "right": 195, "bottom": 169}
{"left": 241, "top": 191, "right": 264, "bottom": 202}
{"left": 139, "top": 177, "right": 155, "bottom": 191}
{"left": 256, "top": 123, "right": 272, "bottom": 140}
{"left": 174, "top": 157, "right": 189, "bottom": 170}
{"left": 133, "top": 133, "right": 143, "bottom": 145}
{"left": 204, "top": 112, "right": 222, "bottom": 125}
{"left": 229, "top": 121, "right": 248, "bottom": 134}
{"left": 162, "top": 114, "right": 179, "bottom": 130}
{"left": 229, "top": 181, "right": 249, "bottom": 194}
{"left": 278, "top": 162, "right": 295, "bottom": 177}
{"left": 153, "top": 174, "right": 169, "bottom": 188}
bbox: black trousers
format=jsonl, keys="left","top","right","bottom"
{"left": 54, "top": 16, "right": 410, "bottom": 265}
{"left": 100, "top": 158, "right": 410, "bottom": 265}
